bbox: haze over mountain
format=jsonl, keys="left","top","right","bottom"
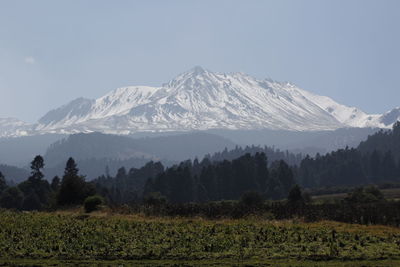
{"left": 1, "top": 67, "right": 399, "bottom": 138}
{"left": 40, "top": 131, "right": 236, "bottom": 181}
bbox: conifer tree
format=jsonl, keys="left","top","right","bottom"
{"left": 0, "top": 171, "right": 6, "bottom": 193}
{"left": 51, "top": 176, "right": 60, "bottom": 191}
{"left": 58, "top": 157, "right": 91, "bottom": 206}
{"left": 29, "top": 155, "right": 45, "bottom": 182}
{"left": 287, "top": 185, "right": 304, "bottom": 204}
{"left": 276, "top": 160, "right": 295, "bottom": 194}
{"left": 18, "top": 155, "right": 51, "bottom": 210}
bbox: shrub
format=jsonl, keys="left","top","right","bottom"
{"left": 239, "top": 191, "right": 264, "bottom": 207}
{"left": 287, "top": 185, "right": 304, "bottom": 204}
{"left": 143, "top": 192, "right": 167, "bottom": 206}
{"left": 84, "top": 195, "right": 104, "bottom": 213}
{"left": 345, "top": 186, "right": 385, "bottom": 204}
{"left": 0, "top": 187, "right": 24, "bottom": 210}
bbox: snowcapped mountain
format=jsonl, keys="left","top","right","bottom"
{"left": 379, "top": 107, "right": 400, "bottom": 126}
{"left": 0, "top": 118, "right": 31, "bottom": 137}
{"left": 1, "top": 66, "right": 399, "bottom": 137}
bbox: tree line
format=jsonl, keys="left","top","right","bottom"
{"left": 205, "top": 145, "right": 303, "bottom": 166}
{"left": 95, "top": 153, "right": 296, "bottom": 205}
{"left": 0, "top": 152, "right": 296, "bottom": 209}
{"left": 0, "top": 156, "right": 95, "bottom": 210}
{"left": 296, "top": 122, "right": 400, "bottom": 188}
{"left": 1, "top": 122, "right": 400, "bottom": 216}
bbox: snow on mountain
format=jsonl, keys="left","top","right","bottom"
{"left": 295, "top": 88, "right": 383, "bottom": 128}
{"left": 36, "top": 86, "right": 159, "bottom": 132}
{"left": 378, "top": 107, "right": 400, "bottom": 126}
{"left": 0, "top": 118, "right": 30, "bottom": 137}
{"left": 1, "top": 66, "right": 399, "bottom": 137}
{"left": 38, "top": 98, "right": 95, "bottom": 127}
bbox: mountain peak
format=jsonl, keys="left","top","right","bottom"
{"left": 190, "top": 65, "right": 207, "bottom": 75}
{"left": 164, "top": 66, "right": 216, "bottom": 89}
{"left": 380, "top": 107, "right": 400, "bottom": 126}
{"left": 1, "top": 67, "right": 398, "bottom": 137}
{"left": 38, "top": 97, "right": 94, "bottom": 125}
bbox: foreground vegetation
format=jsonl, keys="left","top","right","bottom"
{"left": 0, "top": 210, "right": 400, "bottom": 265}
{"left": 0, "top": 117, "right": 400, "bottom": 266}
{"left": 2, "top": 259, "right": 400, "bottom": 267}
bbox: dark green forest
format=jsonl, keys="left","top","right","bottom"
{"left": 0, "top": 123, "right": 400, "bottom": 225}
{"left": 98, "top": 122, "right": 400, "bottom": 204}
{"left": 298, "top": 122, "right": 400, "bottom": 188}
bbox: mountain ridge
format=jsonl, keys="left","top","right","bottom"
{"left": 1, "top": 66, "right": 399, "bottom": 137}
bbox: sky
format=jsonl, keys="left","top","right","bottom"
{"left": 0, "top": 0, "right": 399, "bottom": 123}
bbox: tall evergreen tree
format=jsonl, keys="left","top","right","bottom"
{"left": 287, "top": 185, "right": 304, "bottom": 204}
{"left": 58, "top": 157, "right": 92, "bottom": 206}
{"left": 29, "top": 155, "right": 45, "bottom": 182}
{"left": 65, "top": 157, "right": 79, "bottom": 177}
{"left": 276, "top": 160, "right": 295, "bottom": 194}
{"left": 18, "top": 155, "right": 51, "bottom": 210}
{"left": 0, "top": 171, "right": 7, "bottom": 193}
{"left": 51, "top": 176, "right": 61, "bottom": 191}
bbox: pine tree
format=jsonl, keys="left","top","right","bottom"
{"left": 287, "top": 185, "right": 304, "bottom": 204}
{"left": 29, "top": 155, "right": 45, "bottom": 182}
{"left": 277, "top": 160, "right": 295, "bottom": 194}
{"left": 51, "top": 176, "right": 60, "bottom": 191}
{"left": 58, "top": 158, "right": 90, "bottom": 206}
{"left": 18, "top": 155, "right": 51, "bottom": 210}
{"left": 65, "top": 157, "right": 79, "bottom": 177}
{"left": 0, "top": 171, "right": 7, "bottom": 193}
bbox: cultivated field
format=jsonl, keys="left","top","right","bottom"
{"left": 0, "top": 210, "right": 400, "bottom": 266}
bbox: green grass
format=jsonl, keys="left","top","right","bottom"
{"left": 2, "top": 259, "right": 400, "bottom": 266}
{"left": 0, "top": 210, "right": 400, "bottom": 265}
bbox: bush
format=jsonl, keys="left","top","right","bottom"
{"left": 345, "top": 186, "right": 385, "bottom": 203}
{"left": 287, "top": 185, "right": 304, "bottom": 204}
{"left": 0, "top": 187, "right": 24, "bottom": 210}
{"left": 143, "top": 192, "right": 167, "bottom": 206}
{"left": 84, "top": 195, "right": 104, "bottom": 213}
{"left": 239, "top": 191, "right": 264, "bottom": 207}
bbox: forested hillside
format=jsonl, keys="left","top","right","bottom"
{"left": 0, "top": 164, "right": 29, "bottom": 184}
{"left": 206, "top": 145, "right": 303, "bottom": 166}
{"left": 95, "top": 161, "right": 165, "bottom": 205}
{"left": 1, "top": 123, "right": 400, "bottom": 210}
{"left": 41, "top": 132, "right": 235, "bottom": 180}
{"left": 95, "top": 123, "right": 400, "bottom": 204}
{"left": 44, "top": 132, "right": 235, "bottom": 167}
{"left": 297, "top": 122, "right": 400, "bottom": 188}
{"left": 358, "top": 122, "right": 400, "bottom": 159}
{"left": 95, "top": 153, "right": 295, "bottom": 204}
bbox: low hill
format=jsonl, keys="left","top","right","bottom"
{"left": 43, "top": 132, "right": 236, "bottom": 180}
{"left": 0, "top": 164, "right": 30, "bottom": 184}
{"left": 297, "top": 123, "right": 400, "bottom": 188}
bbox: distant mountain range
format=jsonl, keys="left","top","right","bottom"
{"left": 1, "top": 66, "right": 399, "bottom": 137}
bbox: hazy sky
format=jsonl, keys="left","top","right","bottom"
{"left": 0, "top": 0, "right": 399, "bottom": 122}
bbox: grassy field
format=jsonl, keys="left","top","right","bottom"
{"left": 0, "top": 210, "right": 400, "bottom": 266}
{"left": 2, "top": 259, "right": 400, "bottom": 266}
